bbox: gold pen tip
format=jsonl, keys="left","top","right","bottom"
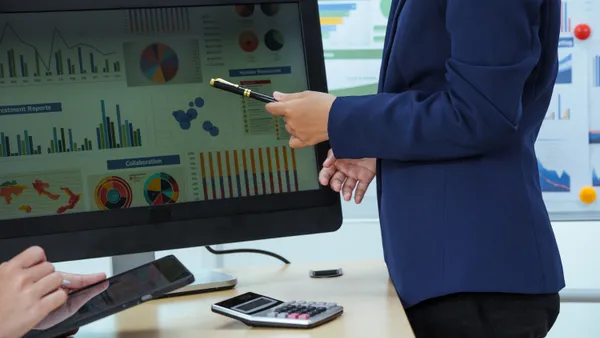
{"left": 209, "top": 78, "right": 215, "bottom": 86}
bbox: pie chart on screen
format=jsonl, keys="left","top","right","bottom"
{"left": 239, "top": 31, "right": 259, "bottom": 52}
{"left": 235, "top": 4, "right": 254, "bottom": 17}
{"left": 264, "top": 29, "right": 284, "bottom": 51}
{"left": 94, "top": 176, "right": 133, "bottom": 210}
{"left": 143, "top": 172, "right": 180, "bottom": 205}
{"left": 140, "top": 43, "right": 179, "bottom": 83}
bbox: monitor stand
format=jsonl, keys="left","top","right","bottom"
{"left": 111, "top": 252, "right": 238, "bottom": 298}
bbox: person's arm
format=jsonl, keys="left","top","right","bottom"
{"left": 327, "top": 0, "right": 545, "bottom": 161}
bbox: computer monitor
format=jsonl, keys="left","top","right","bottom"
{"left": 0, "top": 0, "right": 342, "bottom": 268}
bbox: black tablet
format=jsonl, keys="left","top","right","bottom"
{"left": 24, "top": 255, "right": 195, "bottom": 338}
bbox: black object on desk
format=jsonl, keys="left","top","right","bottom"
{"left": 210, "top": 78, "right": 277, "bottom": 103}
{"left": 309, "top": 268, "right": 343, "bottom": 278}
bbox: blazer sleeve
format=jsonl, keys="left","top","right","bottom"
{"left": 327, "top": 0, "right": 544, "bottom": 161}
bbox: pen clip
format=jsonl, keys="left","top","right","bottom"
{"left": 211, "top": 78, "right": 238, "bottom": 88}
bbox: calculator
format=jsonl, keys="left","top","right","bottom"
{"left": 211, "top": 292, "right": 344, "bottom": 328}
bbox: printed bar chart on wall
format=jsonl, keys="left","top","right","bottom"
{"left": 193, "top": 145, "right": 300, "bottom": 201}
{"left": 594, "top": 55, "right": 600, "bottom": 88}
{"left": 545, "top": 94, "right": 570, "bottom": 121}
{"left": 560, "top": 0, "right": 571, "bottom": 33}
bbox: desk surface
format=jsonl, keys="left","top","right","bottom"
{"left": 76, "top": 259, "right": 415, "bottom": 338}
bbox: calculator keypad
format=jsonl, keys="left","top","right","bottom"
{"left": 263, "top": 301, "right": 339, "bottom": 320}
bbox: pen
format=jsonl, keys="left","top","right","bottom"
{"left": 209, "top": 78, "right": 277, "bottom": 103}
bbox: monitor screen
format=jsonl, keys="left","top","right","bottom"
{"left": 0, "top": 3, "right": 319, "bottom": 223}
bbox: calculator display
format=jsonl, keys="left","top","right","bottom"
{"left": 236, "top": 298, "right": 274, "bottom": 312}
{"left": 231, "top": 296, "right": 278, "bottom": 314}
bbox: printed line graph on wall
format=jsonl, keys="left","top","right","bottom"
{"left": 591, "top": 146, "right": 600, "bottom": 186}
{"left": 538, "top": 159, "right": 571, "bottom": 192}
{"left": 593, "top": 168, "right": 600, "bottom": 187}
{"left": 556, "top": 53, "right": 572, "bottom": 84}
{"left": 188, "top": 146, "right": 300, "bottom": 201}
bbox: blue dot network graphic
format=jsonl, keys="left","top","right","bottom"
{"left": 172, "top": 96, "right": 219, "bottom": 136}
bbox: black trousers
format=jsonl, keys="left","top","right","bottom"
{"left": 405, "top": 292, "right": 560, "bottom": 338}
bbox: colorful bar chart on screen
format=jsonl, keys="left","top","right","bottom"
{"left": 0, "top": 24, "right": 122, "bottom": 85}
{"left": 0, "top": 131, "right": 42, "bottom": 157}
{"left": 560, "top": 1, "right": 571, "bottom": 33}
{"left": 47, "top": 127, "right": 93, "bottom": 154}
{"left": 545, "top": 94, "right": 570, "bottom": 120}
{"left": 95, "top": 100, "right": 143, "bottom": 150}
{"left": 594, "top": 55, "right": 600, "bottom": 88}
{"left": 127, "top": 7, "right": 191, "bottom": 34}
{"left": 195, "top": 146, "right": 300, "bottom": 200}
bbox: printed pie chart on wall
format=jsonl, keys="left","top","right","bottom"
{"left": 239, "top": 31, "right": 259, "bottom": 52}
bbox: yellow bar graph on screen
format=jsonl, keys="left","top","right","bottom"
{"left": 320, "top": 17, "right": 343, "bottom": 25}
{"left": 282, "top": 147, "right": 291, "bottom": 193}
{"left": 196, "top": 146, "right": 300, "bottom": 200}
{"left": 250, "top": 149, "right": 258, "bottom": 196}
{"left": 208, "top": 152, "right": 216, "bottom": 199}
{"left": 234, "top": 150, "right": 241, "bottom": 197}
{"left": 242, "top": 149, "right": 250, "bottom": 197}
{"left": 266, "top": 148, "right": 274, "bottom": 193}
{"left": 225, "top": 150, "right": 233, "bottom": 198}
{"left": 291, "top": 148, "right": 299, "bottom": 191}
{"left": 258, "top": 148, "right": 267, "bottom": 195}
{"left": 559, "top": 108, "right": 570, "bottom": 120}
{"left": 274, "top": 147, "right": 282, "bottom": 193}
{"left": 217, "top": 152, "right": 225, "bottom": 199}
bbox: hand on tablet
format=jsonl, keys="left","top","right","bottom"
{"left": 59, "top": 272, "right": 107, "bottom": 292}
{"left": 0, "top": 246, "right": 66, "bottom": 338}
{"left": 34, "top": 278, "right": 109, "bottom": 330}
{"left": 0, "top": 246, "right": 107, "bottom": 338}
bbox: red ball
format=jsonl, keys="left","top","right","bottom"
{"left": 574, "top": 24, "right": 591, "bottom": 40}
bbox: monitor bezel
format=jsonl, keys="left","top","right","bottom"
{"left": 0, "top": 0, "right": 342, "bottom": 262}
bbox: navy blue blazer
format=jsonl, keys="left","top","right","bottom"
{"left": 328, "top": 0, "right": 566, "bottom": 307}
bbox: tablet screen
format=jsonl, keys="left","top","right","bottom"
{"left": 24, "top": 257, "right": 190, "bottom": 337}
